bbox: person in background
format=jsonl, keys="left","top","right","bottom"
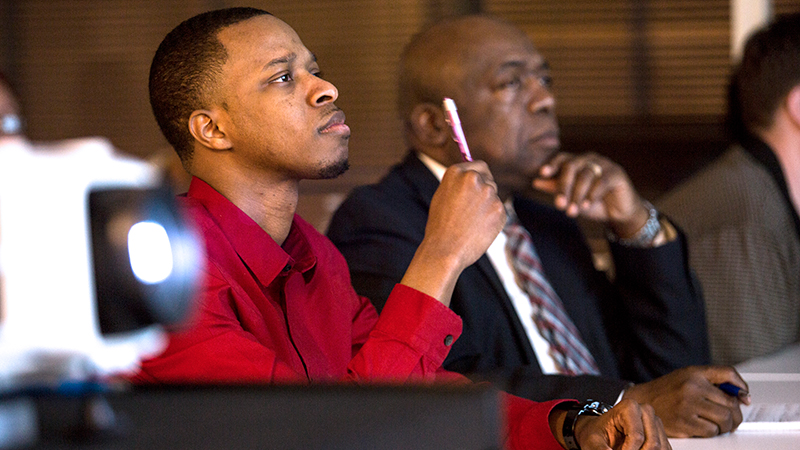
{"left": 658, "top": 13, "right": 800, "bottom": 366}
{"left": 327, "top": 14, "right": 747, "bottom": 438}
{"left": 131, "top": 7, "right": 669, "bottom": 449}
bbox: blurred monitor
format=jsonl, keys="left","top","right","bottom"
{"left": 26, "top": 384, "right": 502, "bottom": 450}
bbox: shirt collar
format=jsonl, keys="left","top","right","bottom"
{"left": 417, "top": 152, "right": 447, "bottom": 182}
{"left": 186, "top": 177, "right": 316, "bottom": 286}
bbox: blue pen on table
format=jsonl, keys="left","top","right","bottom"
{"left": 718, "top": 382, "right": 750, "bottom": 402}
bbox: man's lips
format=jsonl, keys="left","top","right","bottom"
{"left": 529, "top": 128, "right": 559, "bottom": 145}
{"left": 319, "top": 110, "right": 350, "bottom": 135}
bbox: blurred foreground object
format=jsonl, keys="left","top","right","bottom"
{"left": 0, "top": 136, "right": 202, "bottom": 395}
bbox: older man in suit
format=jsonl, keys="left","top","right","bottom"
{"left": 328, "top": 14, "right": 746, "bottom": 438}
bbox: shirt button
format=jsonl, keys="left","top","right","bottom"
{"left": 444, "top": 335, "right": 454, "bottom": 346}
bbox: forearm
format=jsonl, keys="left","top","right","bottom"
{"left": 399, "top": 238, "right": 464, "bottom": 307}
{"left": 609, "top": 234, "right": 710, "bottom": 378}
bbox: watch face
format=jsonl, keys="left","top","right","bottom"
{"left": 581, "top": 400, "right": 612, "bottom": 416}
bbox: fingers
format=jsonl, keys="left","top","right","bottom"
{"left": 535, "top": 153, "right": 605, "bottom": 216}
{"left": 613, "top": 401, "right": 647, "bottom": 450}
{"left": 612, "top": 401, "right": 669, "bottom": 450}
{"left": 692, "top": 365, "right": 747, "bottom": 433}
{"left": 451, "top": 160, "right": 499, "bottom": 193}
{"left": 575, "top": 400, "right": 670, "bottom": 450}
{"left": 533, "top": 152, "right": 641, "bottom": 225}
{"left": 638, "top": 404, "right": 671, "bottom": 450}
{"left": 702, "top": 365, "right": 750, "bottom": 405}
{"left": 428, "top": 160, "right": 506, "bottom": 265}
{"left": 698, "top": 368, "right": 746, "bottom": 435}
{"left": 627, "top": 366, "right": 746, "bottom": 438}
{"left": 691, "top": 397, "right": 742, "bottom": 437}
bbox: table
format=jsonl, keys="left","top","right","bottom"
{"left": 736, "top": 342, "right": 800, "bottom": 374}
{"left": 669, "top": 343, "right": 800, "bottom": 449}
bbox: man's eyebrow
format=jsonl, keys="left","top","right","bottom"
{"left": 262, "top": 53, "right": 297, "bottom": 71}
{"left": 497, "top": 60, "right": 526, "bottom": 71}
{"left": 497, "top": 59, "right": 550, "bottom": 72}
{"left": 261, "top": 52, "right": 317, "bottom": 71}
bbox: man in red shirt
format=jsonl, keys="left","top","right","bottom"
{"left": 136, "top": 7, "right": 668, "bottom": 449}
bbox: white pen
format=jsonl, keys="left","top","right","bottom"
{"left": 442, "top": 97, "right": 473, "bottom": 162}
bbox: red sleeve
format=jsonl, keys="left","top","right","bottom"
{"left": 503, "top": 394, "right": 571, "bottom": 450}
{"left": 344, "top": 283, "right": 463, "bottom": 382}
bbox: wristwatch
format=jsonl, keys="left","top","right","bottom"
{"left": 561, "top": 400, "right": 613, "bottom": 450}
{"left": 606, "top": 200, "right": 662, "bottom": 247}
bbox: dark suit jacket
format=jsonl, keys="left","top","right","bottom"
{"left": 327, "top": 152, "right": 710, "bottom": 403}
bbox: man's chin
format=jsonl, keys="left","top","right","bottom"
{"left": 318, "top": 158, "right": 350, "bottom": 179}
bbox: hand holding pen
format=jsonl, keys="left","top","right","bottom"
{"left": 718, "top": 382, "right": 751, "bottom": 404}
{"left": 621, "top": 365, "right": 748, "bottom": 437}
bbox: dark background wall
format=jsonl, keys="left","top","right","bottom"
{"left": 2, "top": 0, "right": 799, "bottom": 230}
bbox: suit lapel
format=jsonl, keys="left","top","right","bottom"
{"left": 473, "top": 255, "right": 540, "bottom": 367}
{"left": 396, "top": 152, "right": 439, "bottom": 211}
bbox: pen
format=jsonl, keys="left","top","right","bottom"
{"left": 442, "top": 97, "right": 473, "bottom": 162}
{"left": 718, "top": 382, "right": 750, "bottom": 402}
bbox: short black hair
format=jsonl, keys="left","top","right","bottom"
{"left": 149, "top": 7, "right": 271, "bottom": 164}
{"left": 728, "top": 12, "right": 800, "bottom": 142}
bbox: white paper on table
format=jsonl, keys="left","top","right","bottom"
{"left": 737, "top": 373, "right": 800, "bottom": 431}
{"left": 739, "top": 403, "right": 800, "bottom": 430}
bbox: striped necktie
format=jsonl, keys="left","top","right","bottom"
{"left": 504, "top": 209, "right": 600, "bottom": 375}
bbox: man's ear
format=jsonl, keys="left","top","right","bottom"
{"left": 409, "top": 103, "right": 450, "bottom": 146}
{"left": 785, "top": 84, "right": 800, "bottom": 130}
{"left": 188, "top": 109, "right": 232, "bottom": 150}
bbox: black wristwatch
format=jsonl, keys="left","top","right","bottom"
{"left": 561, "top": 400, "right": 613, "bottom": 450}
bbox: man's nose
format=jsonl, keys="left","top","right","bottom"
{"left": 309, "top": 75, "right": 338, "bottom": 106}
{"left": 527, "top": 78, "right": 555, "bottom": 114}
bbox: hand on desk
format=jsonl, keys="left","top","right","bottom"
{"left": 574, "top": 399, "right": 670, "bottom": 450}
{"left": 622, "top": 365, "right": 748, "bottom": 438}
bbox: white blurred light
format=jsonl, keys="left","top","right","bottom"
{"left": 127, "top": 221, "right": 173, "bottom": 284}
{"left": 1, "top": 114, "right": 22, "bottom": 135}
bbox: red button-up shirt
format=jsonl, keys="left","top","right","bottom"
{"left": 133, "top": 177, "right": 565, "bottom": 449}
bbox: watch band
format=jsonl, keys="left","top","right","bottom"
{"left": 562, "top": 400, "right": 613, "bottom": 450}
{"left": 606, "top": 200, "right": 662, "bottom": 247}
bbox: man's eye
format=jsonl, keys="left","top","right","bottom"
{"left": 499, "top": 77, "right": 521, "bottom": 90}
{"left": 275, "top": 73, "right": 293, "bottom": 83}
{"left": 538, "top": 75, "right": 553, "bottom": 89}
